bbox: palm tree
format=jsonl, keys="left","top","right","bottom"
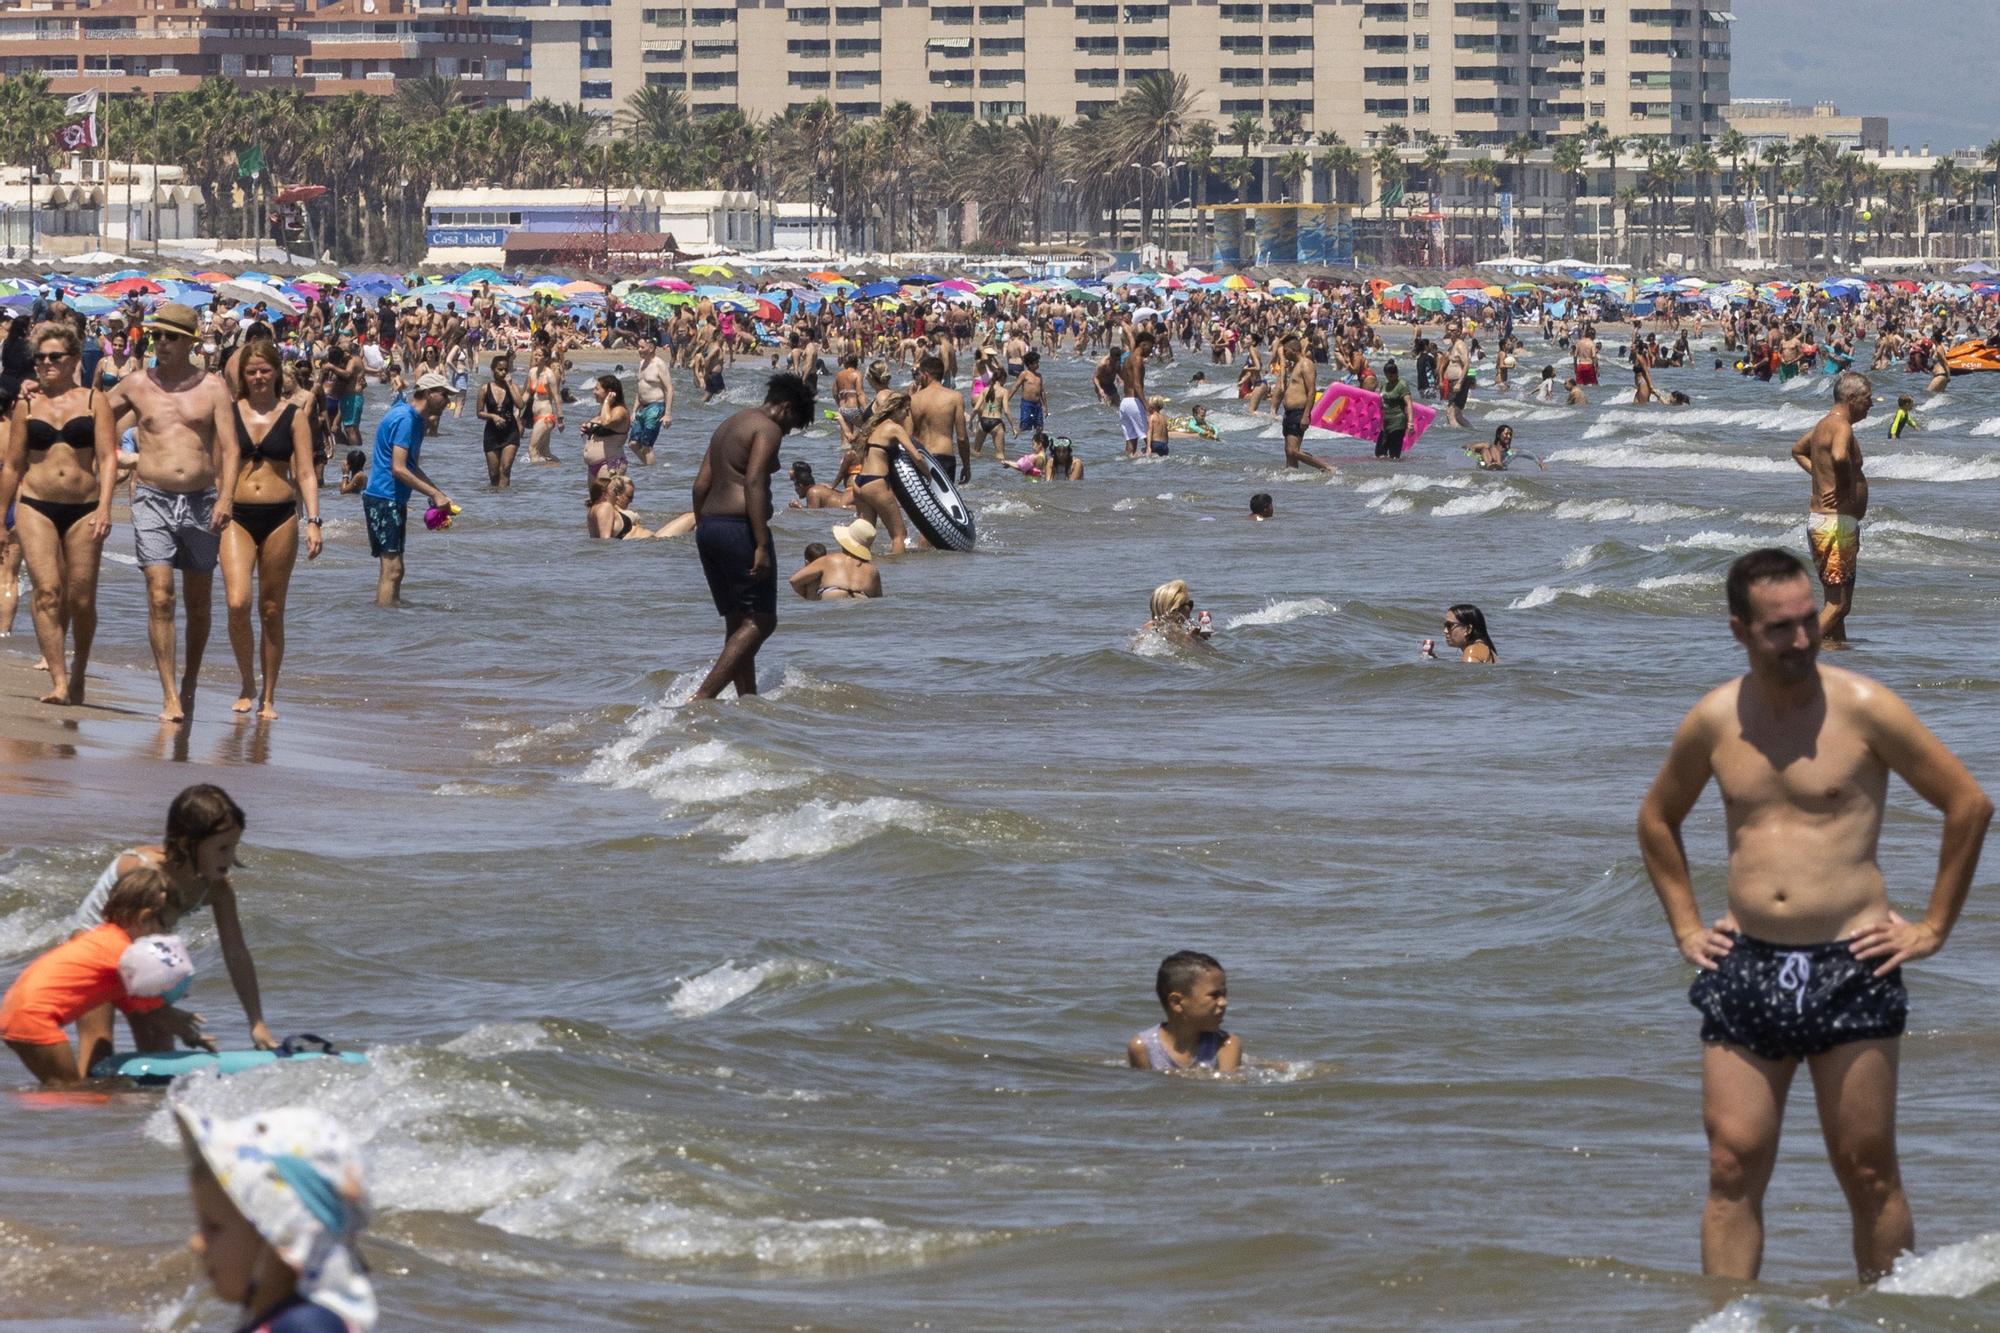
{"left": 1683, "top": 143, "right": 1718, "bottom": 267}
{"left": 1551, "top": 134, "right": 1586, "bottom": 260}
{"left": 1317, "top": 134, "right": 1361, "bottom": 208}
{"left": 1275, "top": 149, "right": 1308, "bottom": 202}
{"left": 1184, "top": 120, "right": 1217, "bottom": 258}
{"left": 618, "top": 86, "right": 689, "bottom": 149}
{"left": 1115, "top": 72, "right": 1198, "bottom": 252}
{"left": 1596, "top": 133, "right": 1626, "bottom": 262}
{"left": 875, "top": 100, "right": 919, "bottom": 249}
{"left": 1981, "top": 138, "right": 2000, "bottom": 259}
{"left": 1503, "top": 132, "right": 1537, "bottom": 254}
{"left": 1717, "top": 127, "right": 1749, "bottom": 256}
{"left": 1759, "top": 142, "right": 1790, "bottom": 264}
{"left": 1463, "top": 157, "right": 1500, "bottom": 260}
{"left": 1010, "top": 114, "right": 1064, "bottom": 244}
{"left": 1371, "top": 143, "right": 1406, "bottom": 228}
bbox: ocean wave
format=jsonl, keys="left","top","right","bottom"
{"left": 1646, "top": 529, "right": 1776, "bottom": 553}
{"left": 1580, "top": 405, "right": 1821, "bottom": 440}
{"left": 1552, "top": 498, "right": 1718, "bottom": 523}
{"left": 980, "top": 497, "right": 1032, "bottom": 517}
{"left": 1867, "top": 517, "right": 1994, "bottom": 543}
{"left": 1510, "top": 583, "right": 1584, "bottom": 610}
{"left": 1545, "top": 446, "right": 1794, "bottom": 475}
{"left": 1222, "top": 597, "right": 1338, "bottom": 629}
{"left": 1372, "top": 495, "right": 1415, "bottom": 514}
{"left": 1688, "top": 1298, "right": 1775, "bottom": 1332}
{"left": 668, "top": 958, "right": 825, "bottom": 1018}
{"left": 1875, "top": 1230, "right": 2000, "bottom": 1297}
{"left": 440, "top": 1021, "right": 556, "bottom": 1057}
{"left": 1867, "top": 452, "right": 2000, "bottom": 482}
{"left": 1967, "top": 416, "right": 2000, "bottom": 438}
{"left": 702, "top": 796, "right": 926, "bottom": 864}
{"left": 1431, "top": 490, "right": 1541, "bottom": 518}
{"left": 1352, "top": 474, "right": 1471, "bottom": 495}
{"left": 1560, "top": 543, "right": 1607, "bottom": 569}
{"left": 601, "top": 738, "right": 808, "bottom": 812}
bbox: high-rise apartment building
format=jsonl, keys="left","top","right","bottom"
{"left": 483, "top": 0, "right": 1728, "bottom": 143}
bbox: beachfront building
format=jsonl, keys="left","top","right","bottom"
{"left": 423, "top": 187, "right": 763, "bottom": 265}
{"left": 1724, "top": 99, "right": 1888, "bottom": 156}
{"left": 492, "top": 0, "right": 1730, "bottom": 144}
{"left": 0, "top": 0, "right": 522, "bottom": 104}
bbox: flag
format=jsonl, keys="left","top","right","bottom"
{"left": 54, "top": 114, "right": 98, "bottom": 153}
{"left": 236, "top": 146, "right": 265, "bottom": 179}
{"left": 63, "top": 90, "right": 98, "bottom": 117}
{"left": 1379, "top": 181, "right": 1404, "bottom": 208}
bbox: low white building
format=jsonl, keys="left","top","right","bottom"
{"left": 768, "top": 203, "right": 840, "bottom": 255}
{"left": 422, "top": 187, "right": 765, "bottom": 267}
{"left": 0, "top": 175, "right": 202, "bottom": 258}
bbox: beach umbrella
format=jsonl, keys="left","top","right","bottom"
{"left": 1413, "top": 286, "right": 1449, "bottom": 312}
{"left": 405, "top": 290, "right": 469, "bottom": 311}
{"left": 68, "top": 294, "right": 116, "bottom": 315}
{"left": 901, "top": 273, "right": 943, "bottom": 285}
{"left": 148, "top": 267, "right": 192, "bottom": 281}
{"left": 0, "top": 295, "right": 35, "bottom": 310}
{"left": 1443, "top": 277, "right": 1487, "bottom": 290}
{"left": 214, "top": 279, "right": 301, "bottom": 313}
{"left": 1483, "top": 285, "right": 1506, "bottom": 297}
{"left": 856, "top": 280, "right": 901, "bottom": 298}
{"left": 100, "top": 278, "right": 162, "bottom": 297}
{"left": 561, "top": 279, "right": 606, "bottom": 296}
{"left": 618, "top": 289, "right": 680, "bottom": 318}
{"left": 687, "top": 263, "right": 734, "bottom": 278}
{"left": 297, "top": 271, "right": 340, "bottom": 286}
{"left": 976, "top": 281, "right": 1018, "bottom": 295}
{"left": 936, "top": 278, "right": 977, "bottom": 293}
{"left": 1221, "top": 274, "right": 1255, "bottom": 290}
{"left": 647, "top": 277, "right": 694, "bottom": 292}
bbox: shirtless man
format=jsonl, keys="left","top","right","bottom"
{"left": 1092, "top": 351, "right": 1120, "bottom": 405}
{"left": 105, "top": 303, "right": 236, "bottom": 722}
{"left": 1118, "top": 331, "right": 1154, "bottom": 458}
{"left": 690, "top": 373, "right": 815, "bottom": 701}
{"left": 1792, "top": 371, "right": 1871, "bottom": 646}
{"left": 1016, "top": 351, "right": 1046, "bottom": 438}
{"left": 628, "top": 336, "right": 672, "bottom": 467}
{"left": 1778, "top": 323, "right": 1804, "bottom": 383}
{"left": 327, "top": 335, "right": 366, "bottom": 457}
{"left": 910, "top": 355, "right": 970, "bottom": 485}
{"left": 1637, "top": 547, "right": 1991, "bottom": 1282}
{"left": 1277, "top": 334, "right": 1333, "bottom": 473}
{"left": 789, "top": 522, "right": 882, "bottom": 600}
{"left": 1573, "top": 325, "right": 1599, "bottom": 389}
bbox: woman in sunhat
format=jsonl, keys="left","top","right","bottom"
{"left": 176, "top": 1103, "right": 376, "bottom": 1332}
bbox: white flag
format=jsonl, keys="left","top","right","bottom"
{"left": 64, "top": 90, "right": 99, "bottom": 117}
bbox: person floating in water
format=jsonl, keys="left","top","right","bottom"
{"left": 1126, "top": 950, "right": 1241, "bottom": 1073}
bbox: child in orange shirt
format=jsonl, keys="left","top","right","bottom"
{"left": 2, "top": 867, "right": 209, "bottom": 1085}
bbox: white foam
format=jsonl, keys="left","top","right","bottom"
{"left": 1648, "top": 529, "right": 1777, "bottom": 552}
{"left": 1967, "top": 416, "right": 2000, "bottom": 438}
{"left": 1111, "top": 497, "right": 1141, "bottom": 512}
{"left": 1353, "top": 474, "right": 1470, "bottom": 495}
{"left": 981, "top": 497, "right": 1031, "bottom": 517}
{"left": 1875, "top": 1232, "right": 2000, "bottom": 1297}
{"left": 1431, "top": 491, "right": 1518, "bottom": 518}
{"left": 1553, "top": 498, "right": 1717, "bottom": 523}
{"left": 1560, "top": 544, "right": 1603, "bottom": 570}
{"left": 666, "top": 959, "right": 811, "bottom": 1018}
{"left": 1867, "top": 452, "right": 2000, "bottom": 483}
{"left": 1510, "top": 583, "right": 1586, "bottom": 610}
{"left": 1580, "top": 405, "right": 1822, "bottom": 440}
{"left": 1867, "top": 517, "right": 1992, "bottom": 543}
{"left": 702, "top": 796, "right": 926, "bottom": 864}
{"left": 441, "top": 1022, "right": 554, "bottom": 1057}
{"left": 1223, "top": 596, "right": 1338, "bottom": 629}
{"left": 1373, "top": 495, "right": 1415, "bottom": 514}
{"left": 1687, "top": 1298, "right": 1773, "bottom": 1333}
{"left": 1634, "top": 571, "right": 1715, "bottom": 591}
{"left": 596, "top": 738, "right": 807, "bottom": 811}
{"left": 1546, "top": 446, "right": 1794, "bottom": 475}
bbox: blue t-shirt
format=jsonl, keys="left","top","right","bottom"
{"left": 363, "top": 401, "right": 424, "bottom": 505}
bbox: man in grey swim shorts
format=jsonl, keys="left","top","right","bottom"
{"left": 105, "top": 301, "right": 237, "bottom": 722}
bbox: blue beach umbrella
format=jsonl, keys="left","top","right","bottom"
{"left": 70, "top": 294, "right": 117, "bottom": 315}
{"left": 857, "top": 280, "right": 900, "bottom": 298}
{"left": 901, "top": 273, "right": 943, "bottom": 285}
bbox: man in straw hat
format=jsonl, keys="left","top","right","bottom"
{"left": 789, "top": 519, "right": 883, "bottom": 600}
{"left": 104, "top": 301, "right": 237, "bottom": 723}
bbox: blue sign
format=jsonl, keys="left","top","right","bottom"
{"left": 425, "top": 227, "right": 508, "bottom": 248}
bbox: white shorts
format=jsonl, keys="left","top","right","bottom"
{"left": 1118, "top": 396, "right": 1147, "bottom": 443}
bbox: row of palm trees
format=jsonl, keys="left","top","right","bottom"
{"left": 5, "top": 70, "right": 2000, "bottom": 267}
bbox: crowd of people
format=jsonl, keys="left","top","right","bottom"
{"left": 4, "top": 261, "right": 2000, "bottom": 1326}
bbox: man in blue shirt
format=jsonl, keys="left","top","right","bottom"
{"left": 362, "top": 372, "right": 456, "bottom": 607}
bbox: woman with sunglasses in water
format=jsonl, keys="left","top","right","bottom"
{"left": 1425, "top": 604, "right": 1498, "bottom": 663}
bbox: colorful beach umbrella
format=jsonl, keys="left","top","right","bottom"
{"left": 687, "top": 263, "right": 734, "bottom": 278}
{"left": 1221, "top": 275, "right": 1255, "bottom": 290}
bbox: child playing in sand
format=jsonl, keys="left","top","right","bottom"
{"left": 1126, "top": 950, "right": 1241, "bottom": 1073}
{"left": 2, "top": 867, "right": 206, "bottom": 1085}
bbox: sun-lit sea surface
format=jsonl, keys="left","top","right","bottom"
{"left": 4, "top": 336, "right": 2000, "bottom": 1331}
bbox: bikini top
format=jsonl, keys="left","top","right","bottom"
{"left": 24, "top": 391, "right": 95, "bottom": 453}
{"left": 235, "top": 401, "right": 299, "bottom": 465}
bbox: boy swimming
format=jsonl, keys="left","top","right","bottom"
{"left": 1888, "top": 394, "right": 1918, "bottom": 439}
{"left": 1126, "top": 950, "right": 1241, "bottom": 1073}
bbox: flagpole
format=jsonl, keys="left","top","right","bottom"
{"left": 99, "top": 80, "right": 110, "bottom": 253}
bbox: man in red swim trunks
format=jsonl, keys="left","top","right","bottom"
{"left": 1573, "top": 324, "right": 1600, "bottom": 387}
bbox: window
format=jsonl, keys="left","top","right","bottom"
{"left": 692, "top": 38, "right": 735, "bottom": 56}
{"left": 691, "top": 69, "right": 735, "bottom": 87}
{"left": 642, "top": 42, "right": 684, "bottom": 60}
{"left": 1220, "top": 66, "right": 1261, "bottom": 86}
{"left": 835, "top": 36, "right": 879, "bottom": 54}
{"left": 930, "top": 67, "right": 971, "bottom": 84}
{"left": 1075, "top": 99, "right": 1115, "bottom": 115}
{"left": 982, "top": 66, "right": 1023, "bottom": 83}
{"left": 1455, "top": 65, "right": 1516, "bottom": 83}
{"left": 1589, "top": 69, "right": 1603, "bottom": 83}
{"left": 1268, "top": 67, "right": 1310, "bottom": 85}
{"left": 1455, "top": 34, "right": 1518, "bottom": 51}
{"left": 579, "top": 79, "right": 612, "bottom": 98}
{"left": 1629, "top": 6, "right": 1686, "bottom": 24}
{"left": 1220, "top": 3, "right": 1262, "bottom": 18}
{"left": 1414, "top": 64, "right": 1430, "bottom": 80}
{"left": 1271, "top": 98, "right": 1313, "bottom": 116}
{"left": 978, "top": 4, "right": 1023, "bottom": 19}
{"left": 1413, "top": 0, "right": 1430, "bottom": 12}
{"left": 1364, "top": 34, "right": 1409, "bottom": 50}
{"left": 1270, "top": 34, "right": 1312, "bottom": 53}
{"left": 690, "top": 6, "right": 731, "bottom": 24}
{"left": 1588, "top": 6, "right": 1604, "bottom": 17}
{"left": 1364, "top": 66, "right": 1406, "bottom": 83}
{"left": 980, "top": 36, "right": 1022, "bottom": 52}
{"left": 1075, "top": 35, "right": 1116, "bottom": 53}
{"left": 1122, "top": 3, "right": 1169, "bottom": 18}
{"left": 788, "top": 37, "right": 828, "bottom": 54}
{"left": 834, "top": 5, "right": 877, "bottom": 24}
{"left": 836, "top": 68, "right": 878, "bottom": 86}
{"left": 1414, "top": 32, "right": 1429, "bottom": 48}
{"left": 1364, "top": 98, "right": 1408, "bottom": 115}
{"left": 1588, "top": 100, "right": 1605, "bottom": 116}
{"left": 1268, "top": 2, "right": 1310, "bottom": 18}
{"left": 789, "top": 68, "right": 829, "bottom": 85}
{"left": 1076, "top": 3, "right": 1117, "bottom": 18}
{"left": 644, "top": 70, "right": 683, "bottom": 85}
{"left": 840, "top": 100, "right": 881, "bottom": 114}
{"left": 1221, "top": 97, "right": 1265, "bottom": 114}
{"left": 580, "top": 48, "right": 611, "bottom": 67}
{"left": 932, "top": 4, "right": 972, "bottom": 19}
{"left": 1628, "top": 69, "right": 1685, "bottom": 88}
{"left": 786, "top": 5, "right": 827, "bottom": 20}
{"left": 933, "top": 99, "right": 974, "bottom": 113}
{"left": 1588, "top": 38, "right": 1604, "bottom": 52}
{"left": 643, "top": 7, "right": 684, "bottom": 23}
{"left": 1455, "top": 1, "right": 1517, "bottom": 15}
{"left": 1630, "top": 39, "right": 1688, "bottom": 55}
{"left": 1124, "top": 34, "right": 1167, "bottom": 52}
{"left": 1362, "top": 2, "right": 1407, "bottom": 16}
{"left": 980, "top": 99, "right": 1024, "bottom": 116}
{"left": 1076, "top": 67, "right": 1119, "bottom": 85}
{"left": 1219, "top": 34, "right": 1263, "bottom": 53}
{"left": 1413, "top": 97, "right": 1431, "bottom": 113}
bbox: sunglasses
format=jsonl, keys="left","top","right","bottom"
{"left": 152, "top": 330, "right": 190, "bottom": 342}
{"left": 32, "top": 351, "right": 74, "bottom": 363}
{"left": 1444, "top": 620, "right": 1464, "bottom": 632}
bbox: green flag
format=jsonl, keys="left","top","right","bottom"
{"left": 1379, "top": 181, "right": 1404, "bottom": 208}
{"left": 236, "top": 146, "right": 265, "bottom": 179}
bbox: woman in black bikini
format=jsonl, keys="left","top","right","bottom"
{"left": 220, "top": 339, "right": 320, "bottom": 721}
{"left": 852, "top": 390, "right": 916, "bottom": 553}
{"left": 0, "top": 321, "right": 114, "bottom": 704}
{"left": 476, "top": 353, "right": 522, "bottom": 488}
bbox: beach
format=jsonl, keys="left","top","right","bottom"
{"left": 4, "top": 341, "right": 2000, "bottom": 1330}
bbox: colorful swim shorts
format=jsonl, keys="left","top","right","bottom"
{"left": 629, "top": 401, "right": 666, "bottom": 451}
{"left": 1807, "top": 511, "right": 1860, "bottom": 587}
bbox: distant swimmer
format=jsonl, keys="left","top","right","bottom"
{"left": 789, "top": 520, "right": 882, "bottom": 600}
{"left": 1423, "top": 604, "right": 1497, "bottom": 662}
{"left": 1171, "top": 404, "right": 1219, "bottom": 441}
{"left": 1141, "top": 579, "right": 1211, "bottom": 648}
{"left": 1473, "top": 424, "right": 1544, "bottom": 472}
{"left": 1249, "top": 492, "right": 1274, "bottom": 522}
{"left": 1791, "top": 371, "right": 1871, "bottom": 646}
{"left": 1048, "top": 436, "right": 1083, "bottom": 481}
{"left": 786, "top": 460, "right": 850, "bottom": 510}
{"left": 690, "top": 372, "right": 815, "bottom": 700}
{"left": 1126, "top": 950, "right": 1241, "bottom": 1073}
{"left": 1887, "top": 394, "right": 1918, "bottom": 439}
{"left": 1637, "top": 548, "right": 1992, "bottom": 1282}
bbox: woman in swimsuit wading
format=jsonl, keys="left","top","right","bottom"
{"left": 852, "top": 390, "right": 918, "bottom": 553}
{"left": 0, "top": 320, "right": 115, "bottom": 704}
{"left": 221, "top": 339, "right": 321, "bottom": 720}
{"left": 477, "top": 353, "right": 522, "bottom": 488}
